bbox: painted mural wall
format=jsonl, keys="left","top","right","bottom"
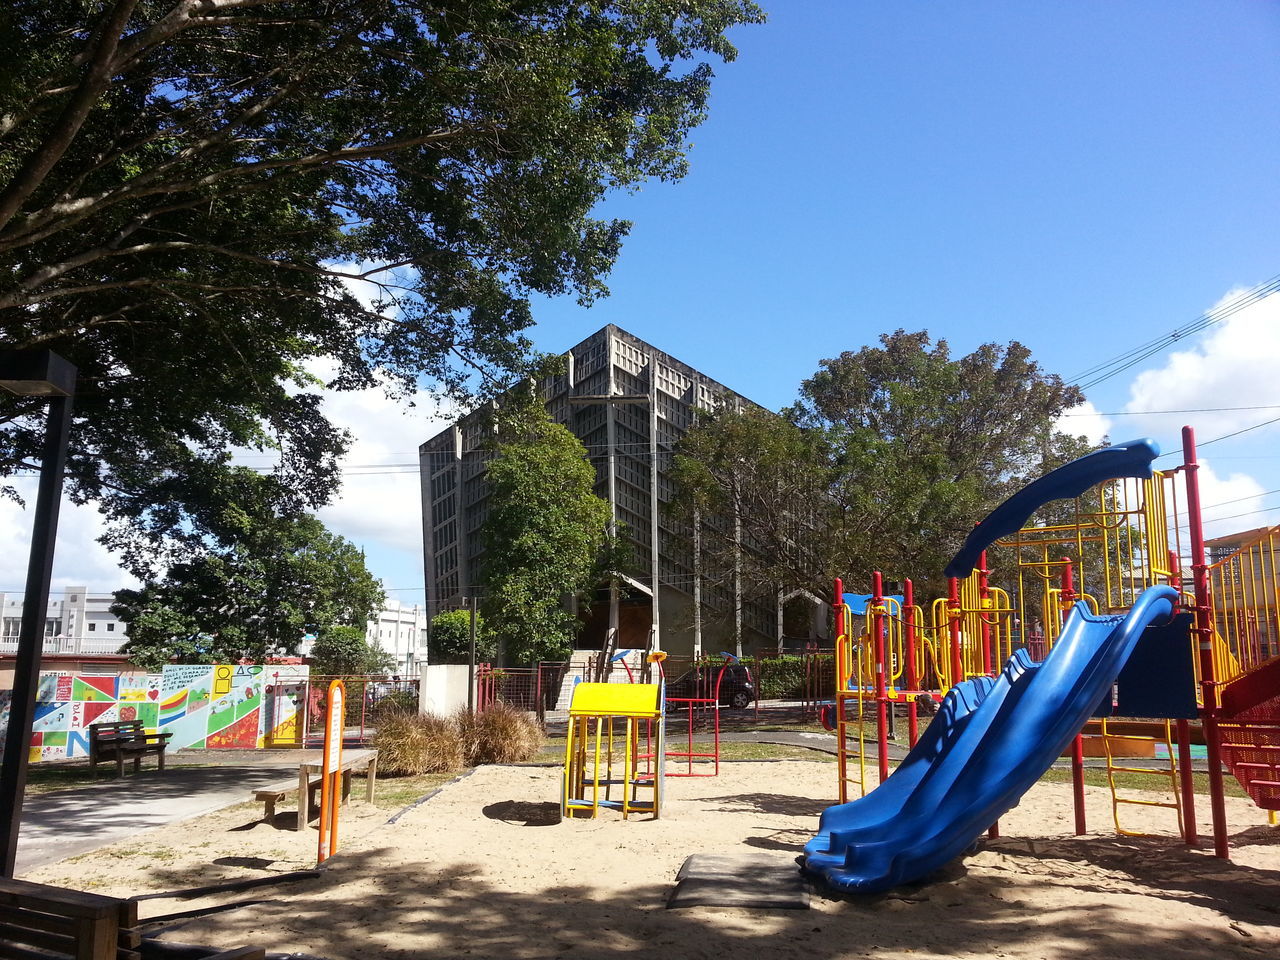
{"left": 2, "top": 664, "right": 309, "bottom": 762}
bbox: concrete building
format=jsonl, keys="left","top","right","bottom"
{"left": 0, "top": 587, "right": 133, "bottom": 685}
{"left": 367, "top": 599, "right": 428, "bottom": 677}
{"left": 418, "top": 324, "right": 822, "bottom": 660}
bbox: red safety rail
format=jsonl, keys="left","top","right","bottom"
{"left": 1218, "top": 656, "right": 1280, "bottom": 810}
{"left": 297, "top": 674, "right": 419, "bottom": 746}
{"left": 801, "top": 641, "right": 835, "bottom": 718}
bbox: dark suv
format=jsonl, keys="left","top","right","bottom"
{"left": 665, "top": 662, "right": 755, "bottom": 709}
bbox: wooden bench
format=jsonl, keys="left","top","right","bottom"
{"left": 0, "top": 876, "right": 263, "bottom": 960}
{"left": 252, "top": 774, "right": 325, "bottom": 825}
{"left": 88, "top": 721, "right": 172, "bottom": 777}
{"left": 251, "top": 748, "right": 378, "bottom": 830}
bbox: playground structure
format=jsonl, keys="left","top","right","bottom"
{"left": 561, "top": 681, "right": 665, "bottom": 819}
{"left": 807, "top": 428, "right": 1280, "bottom": 891}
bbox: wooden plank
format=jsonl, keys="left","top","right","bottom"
{"left": 0, "top": 908, "right": 80, "bottom": 935}
{"left": 112, "top": 903, "right": 136, "bottom": 929}
{"left": 114, "top": 930, "right": 140, "bottom": 950}
{"left": 0, "top": 919, "right": 78, "bottom": 956}
{"left": 0, "top": 941, "right": 76, "bottom": 960}
{"left": 114, "top": 949, "right": 141, "bottom": 960}
{"left": 79, "top": 914, "right": 116, "bottom": 960}
{"left": 0, "top": 879, "right": 119, "bottom": 919}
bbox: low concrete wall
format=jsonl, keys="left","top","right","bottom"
{"left": 419, "top": 663, "right": 472, "bottom": 715}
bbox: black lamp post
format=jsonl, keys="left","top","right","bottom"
{"left": 0, "top": 349, "right": 76, "bottom": 877}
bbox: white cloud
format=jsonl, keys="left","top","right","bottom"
{"left": 0, "top": 481, "right": 140, "bottom": 598}
{"left": 313, "top": 379, "right": 453, "bottom": 556}
{"left": 1125, "top": 289, "right": 1280, "bottom": 443}
{"left": 1057, "top": 398, "right": 1112, "bottom": 447}
{"left": 1194, "top": 458, "right": 1277, "bottom": 541}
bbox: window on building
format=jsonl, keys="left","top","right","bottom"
{"left": 88, "top": 622, "right": 97, "bottom": 632}
{"left": 45, "top": 618, "right": 61, "bottom": 636}
{"left": 107, "top": 623, "right": 115, "bottom": 632}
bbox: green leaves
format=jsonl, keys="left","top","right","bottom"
{"left": 113, "top": 513, "right": 385, "bottom": 667}
{"left": 1, "top": 1, "right": 762, "bottom": 566}
{"left": 478, "top": 394, "right": 613, "bottom": 663}
{"left": 672, "top": 331, "right": 1093, "bottom": 605}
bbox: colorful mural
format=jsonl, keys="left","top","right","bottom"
{"left": 23, "top": 673, "right": 163, "bottom": 762}
{"left": 1, "top": 663, "right": 309, "bottom": 762}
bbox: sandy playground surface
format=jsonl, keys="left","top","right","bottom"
{"left": 21, "top": 759, "right": 1280, "bottom": 960}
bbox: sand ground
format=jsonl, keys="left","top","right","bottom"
{"left": 21, "top": 760, "right": 1280, "bottom": 960}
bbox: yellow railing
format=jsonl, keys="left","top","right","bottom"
{"left": 1206, "top": 525, "right": 1280, "bottom": 684}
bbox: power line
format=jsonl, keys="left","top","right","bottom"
{"left": 1062, "top": 404, "right": 1280, "bottom": 417}
{"left": 1069, "top": 274, "right": 1280, "bottom": 390}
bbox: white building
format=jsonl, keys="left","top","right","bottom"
{"left": 366, "top": 599, "right": 429, "bottom": 678}
{"left": 0, "top": 586, "right": 133, "bottom": 685}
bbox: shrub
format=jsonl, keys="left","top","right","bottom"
{"left": 746, "top": 655, "right": 809, "bottom": 700}
{"left": 456, "top": 702, "right": 544, "bottom": 765}
{"left": 371, "top": 707, "right": 464, "bottom": 776}
{"left": 371, "top": 690, "right": 418, "bottom": 722}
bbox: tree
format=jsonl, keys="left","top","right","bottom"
{"left": 669, "top": 404, "right": 831, "bottom": 630}
{"left": 0, "top": 1, "right": 765, "bottom": 575}
{"left": 428, "top": 608, "right": 496, "bottom": 665}
{"left": 479, "top": 396, "right": 613, "bottom": 664}
{"left": 114, "top": 512, "right": 384, "bottom": 669}
{"left": 309, "top": 625, "right": 395, "bottom": 678}
{"left": 790, "top": 330, "right": 1091, "bottom": 595}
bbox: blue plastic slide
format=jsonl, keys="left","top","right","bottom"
{"left": 802, "top": 585, "right": 1178, "bottom": 894}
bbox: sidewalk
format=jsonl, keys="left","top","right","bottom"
{"left": 15, "top": 758, "right": 298, "bottom": 874}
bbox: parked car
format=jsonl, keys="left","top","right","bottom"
{"left": 665, "top": 662, "right": 755, "bottom": 709}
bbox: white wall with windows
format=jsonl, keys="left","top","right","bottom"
{"left": 0, "top": 586, "right": 127, "bottom": 657}
{"left": 366, "top": 600, "right": 428, "bottom": 678}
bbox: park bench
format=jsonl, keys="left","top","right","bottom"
{"left": 252, "top": 774, "right": 325, "bottom": 825}
{"left": 88, "top": 721, "right": 172, "bottom": 777}
{"left": 0, "top": 876, "right": 263, "bottom": 960}
{"left": 251, "top": 748, "right": 378, "bottom": 829}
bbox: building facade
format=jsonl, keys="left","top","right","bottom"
{"left": 418, "top": 324, "right": 811, "bottom": 660}
{"left": 0, "top": 587, "right": 133, "bottom": 685}
{"left": 366, "top": 600, "right": 429, "bottom": 677}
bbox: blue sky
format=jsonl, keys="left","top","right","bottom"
{"left": 4, "top": 0, "right": 1279, "bottom": 610}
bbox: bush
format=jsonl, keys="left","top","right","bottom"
{"left": 371, "top": 690, "right": 418, "bottom": 722}
{"left": 456, "top": 702, "right": 544, "bottom": 765}
{"left": 429, "top": 608, "right": 497, "bottom": 664}
{"left": 747, "top": 655, "right": 809, "bottom": 700}
{"left": 371, "top": 707, "right": 464, "bottom": 776}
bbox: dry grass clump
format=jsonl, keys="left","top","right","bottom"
{"left": 456, "top": 702, "right": 545, "bottom": 765}
{"left": 372, "top": 707, "right": 464, "bottom": 776}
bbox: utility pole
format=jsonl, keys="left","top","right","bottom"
{"left": 467, "top": 596, "right": 477, "bottom": 714}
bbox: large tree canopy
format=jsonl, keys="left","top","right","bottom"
{"left": 0, "top": 0, "right": 763, "bottom": 575}
{"left": 112, "top": 511, "right": 385, "bottom": 669}
{"left": 672, "top": 331, "right": 1092, "bottom": 603}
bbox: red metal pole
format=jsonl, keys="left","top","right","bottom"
{"left": 904, "top": 578, "right": 919, "bottom": 747}
{"left": 1071, "top": 736, "right": 1087, "bottom": 835}
{"left": 1183, "top": 425, "right": 1231, "bottom": 859}
{"left": 873, "top": 571, "right": 890, "bottom": 783}
{"left": 1176, "top": 719, "right": 1197, "bottom": 846}
{"left": 948, "top": 577, "right": 963, "bottom": 688}
{"left": 978, "top": 550, "right": 994, "bottom": 676}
